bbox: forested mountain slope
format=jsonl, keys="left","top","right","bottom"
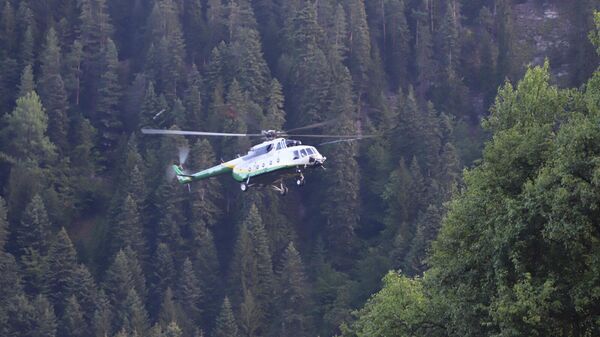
{"left": 0, "top": 0, "right": 598, "bottom": 336}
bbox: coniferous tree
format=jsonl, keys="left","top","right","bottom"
{"left": 96, "top": 38, "right": 122, "bottom": 155}
{"left": 123, "top": 288, "right": 150, "bottom": 336}
{"left": 178, "top": 258, "right": 202, "bottom": 325}
{"left": 111, "top": 195, "right": 144, "bottom": 257}
{"left": 64, "top": 40, "right": 84, "bottom": 105}
{"left": 276, "top": 242, "right": 312, "bottom": 337}
{"left": 103, "top": 250, "right": 134, "bottom": 325}
{"left": 44, "top": 228, "right": 78, "bottom": 313}
{"left": 71, "top": 264, "right": 98, "bottom": 327}
{"left": 213, "top": 297, "right": 239, "bottom": 337}
{"left": 38, "top": 27, "right": 68, "bottom": 152}
{"left": 32, "top": 294, "right": 58, "bottom": 337}
{"left": 229, "top": 204, "right": 274, "bottom": 326}
{"left": 14, "top": 194, "right": 52, "bottom": 256}
{"left": 60, "top": 295, "right": 86, "bottom": 337}
{"left": 18, "top": 64, "right": 35, "bottom": 98}
{"left": 1, "top": 92, "right": 56, "bottom": 165}
{"left": 150, "top": 243, "right": 176, "bottom": 315}
{"left": 0, "top": 197, "right": 8, "bottom": 251}
{"left": 92, "top": 290, "right": 112, "bottom": 337}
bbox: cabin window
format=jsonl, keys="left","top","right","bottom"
{"left": 300, "top": 149, "right": 308, "bottom": 157}
{"left": 293, "top": 150, "right": 299, "bottom": 159}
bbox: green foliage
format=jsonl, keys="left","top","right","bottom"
{"left": 1, "top": 92, "right": 56, "bottom": 165}
{"left": 342, "top": 272, "right": 428, "bottom": 337}
{"left": 213, "top": 297, "right": 239, "bottom": 337}
{"left": 0, "top": 2, "right": 598, "bottom": 337}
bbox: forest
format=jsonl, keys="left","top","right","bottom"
{"left": 0, "top": 0, "right": 599, "bottom": 336}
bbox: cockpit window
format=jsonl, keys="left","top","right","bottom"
{"left": 306, "top": 148, "right": 314, "bottom": 155}
{"left": 300, "top": 149, "right": 308, "bottom": 157}
{"left": 276, "top": 142, "right": 282, "bottom": 150}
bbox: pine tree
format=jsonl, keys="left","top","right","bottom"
{"left": 178, "top": 258, "right": 202, "bottom": 325}
{"left": 32, "top": 294, "right": 58, "bottom": 337}
{"left": 276, "top": 242, "right": 312, "bottom": 337}
{"left": 96, "top": 38, "right": 122, "bottom": 155}
{"left": 1, "top": 92, "right": 56, "bottom": 165}
{"left": 213, "top": 297, "right": 239, "bottom": 337}
{"left": 414, "top": 2, "right": 435, "bottom": 98}
{"left": 0, "top": 197, "right": 8, "bottom": 251}
{"left": 14, "top": 194, "right": 52, "bottom": 256}
{"left": 123, "top": 246, "right": 148, "bottom": 301}
{"left": 92, "top": 290, "right": 112, "bottom": 337}
{"left": 321, "top": 69, "right": 360, "bottom": 267}
{"left": 150, "top": 243, "right": 176, "bottom": 315}
{"left": 64, "top": 40, "right": 84, "bottom": 106}
{"left": 18, "top": 64, "right": 35, "bottom": 98}
{"left": 111, "top": 195, "right": 144, "bottom": 257}
{"left": 346, "top": 0, "right": 372, "bottom": 90}
{"left": 44, "top": 228, "right": 78, "bottom": 313}
{"left": 20, "top": 27, "right": 34, "bottom": 67}
{"left": 187, "top": 140, "right": 222, "bottom": 226}
{"left": 385, "top": 0, "right": 410, "bottom": 89}
{"left": 146, "top": 0, "right": 186, "bottom": 101}
{"left": 103, "top": 250, "right": 134, "bottom": 324}
{"left": 60, "top": 295, "right": 86, "bottom": 337}
{"left": 264, "top": 79, "right": 286, "bottom": 129}
{"left": 158, "top": 287, "right": 185, "bottom": 328}
{"left": 228, "top": 204, "right": 274, "bottom": 334}
{"left": 71, "top": 264, "right": 98, "bottom": 327}
{"left": 123, "top": 288, "right": 150, "bottom": 336}
{"left": 79, "top": 0, "right": 114, "bottom": 108}
{"left": 190, "top": 219, "right": 221, "bottom": 326}
{"left": 38, "top": 27, "right": 69, "bottom": 152}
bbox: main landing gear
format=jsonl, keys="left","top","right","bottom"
{"left": 272, "top": 181, "right": 288, "bottom": 196}
{"left": 295, "top": 172, "right": 305, "bottom": 187}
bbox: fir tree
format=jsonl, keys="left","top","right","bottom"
{"left": 150, "top": 243, "right": 176, "bottom": 315}
{"left": 1, "top": 92, "right": 56, "bottom": 165}
{"left": 18, "top": 64, "right": 35, "bottom": 98}
{"left": 276, "top": 242, "right": 311, "bottom": 337}
{"left": 32, "top": 294, "right": 58, "bottom": 337}
{"left": 0, "top": 197, "right": 7, "bottom": 251}
{"left": 111, "top": 195, "right": 144, "bottom": 257}
{"left": 60, "top": 295, "right": 86, "bottom": 337}
{"left": 92, "top": 290, "right": 112, "bottom": 337}
{"left": 14, "top": 194, "right": 52, "bottom": 256}
{"left": 178, "top": 258, "right": 202, "bottom": 325}
{"left": 123, "top": 288, "right": 150, "bottom": 336}
{"left": 70, "top": 264, "right": 98, "bottom": 327}
{"left": 103, "top": 250, "right": 134, "bottom": 325}
{"left": 38, "top": 27, "right": 68, "bottom": 152}
{"left": 213, "top": 297, "right": 239, "bottom": 337}
{"left": 64, "top": 40, "right": 84, "bottom": 105}
{"left": 96, "top": 38, "right": 122, "bottom": 155}
{"left": 44, "top": 228, "right": 78, "bottom": 313}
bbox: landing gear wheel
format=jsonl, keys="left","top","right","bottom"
{"left": 240, "top": 182, "right": 248, "bottom": 192}
{"left": 296, "top": 177, "right": 305, "bottom": 186}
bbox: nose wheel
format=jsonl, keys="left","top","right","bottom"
{"left": 240, "top": 182, "right": 248, "bottom": 192}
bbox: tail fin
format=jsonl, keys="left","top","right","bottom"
{"left": 172, "top": 165, "right": 193, "bottom": 184}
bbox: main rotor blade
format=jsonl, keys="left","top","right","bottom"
{"left": 288, "top": 133, "right": 376, "bottom": 138}
{"left": 141, "top": 128, "right": 263, "bottom": 137}
{"left": 284, "top": 119, "right": 339, "bottom": 133}
{"left": 318, "top": 137, "right": 372, "bottom": 146}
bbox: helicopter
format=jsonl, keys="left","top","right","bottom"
{"left": 141, "top": 122, "right": 372, "bottom": 195}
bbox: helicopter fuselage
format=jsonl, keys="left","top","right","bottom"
{"left": 174, "top": 138, "right": 326, "bottom": 187}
